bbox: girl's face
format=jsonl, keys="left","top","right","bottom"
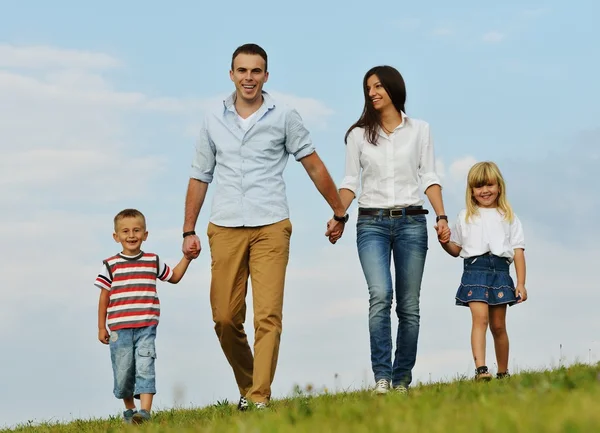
{"left": 366, "top": 74, "right": 393, "bottom": 112}
{"left": 472, "top": 181, "right": 499, "bottom": 208}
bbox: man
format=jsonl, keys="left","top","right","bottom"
{"left": 182, "top": 43, "right": 348, "bottom": 410}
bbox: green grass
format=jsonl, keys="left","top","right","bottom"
{"left": 4, "top": 363, "right": 600, "bottom": 433}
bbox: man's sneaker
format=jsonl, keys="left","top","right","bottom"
{"left": 497, "top": 371, "right": 511, "bottom": 380}
{"left": 123, "top": 409, "right": 137, "bottom": 424}
{"left": 255, "top": 402, "right": 268, "bottom": 410}
{"left": 394, "top": 384, "right": 409, "bottom": 394}
{"left": 475, "top": 366, "right": 492, "bottom": 382}
{"left": 132, "top": 409, "right": 151, "bottom": 424}
{"left": 237, "top": 396, "right": 249, "bottom": 412}
{"left": 374, "top": 379, "right": 391, "bottom": 395}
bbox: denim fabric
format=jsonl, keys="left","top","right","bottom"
{"left": 455, "top": 253, "right": 519, "bottom": 306}
{"left": 109, "top": 325, "right": 157, "bottom": 399}
{"left": 356, "top": 208, "right": 428, "bottom": 387}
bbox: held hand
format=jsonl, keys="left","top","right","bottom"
{"left": 183, "top": 234, "right": 201, "bottom": 260}
{"left": 515, "top": 284, "right": 528, "bottom": 303}
{"left": 325, "top": 219, "right": 345, "bottom": 244}
{"left": 435, "top": 219, "right": 451, "bottom": 244}
{"left": 98, "top": 328, "right": 110, "bottom": 345}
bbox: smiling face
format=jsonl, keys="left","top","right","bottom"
{"left": 366, "top": 74, "right": 393, "bottom": 113}
{"left": 472, "top": 182, "right": 500, "bottom": 208}
{"left": 230, "top": 53, "right": 269, "bottom": 106}
{"left": 113, "top": 216, "right": 148, "bottom": 256}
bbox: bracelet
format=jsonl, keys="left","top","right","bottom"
{"left": 436, "top": 215, "right": 448, "bottom": 223}
{"left": 182, "top": 230, "right": 196, "bottom": 238}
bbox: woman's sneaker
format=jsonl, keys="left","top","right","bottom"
{"left": 475, "top": 366, "right": 492, "bottom": 381}
{"left": 394, "top": 384, "right": 409, "bottom": 395}
{"left": 374, "top": 379, "right": 391, "bottom": 394}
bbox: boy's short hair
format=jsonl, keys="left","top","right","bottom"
{"left": 114, "top": 208, "right": 146, "bottom": 230}
{"left": 231, "top": 43, "right": 268, "bottom": 71}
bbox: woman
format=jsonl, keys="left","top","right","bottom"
{"left": 328, "top": 65, "right": 449, "bottom": 394}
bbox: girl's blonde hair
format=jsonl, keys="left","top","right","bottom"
{"left": 465, "top": 161, "right": 514, "bottom": 223}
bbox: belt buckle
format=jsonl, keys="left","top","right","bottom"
{"left": 389, "top": 208, "right": 404, "bottom": 218}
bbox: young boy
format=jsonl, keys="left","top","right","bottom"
{"left": 94, "top": 208, "right": 191, "bottom": 424}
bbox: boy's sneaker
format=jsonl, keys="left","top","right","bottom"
{"left": 374, "top": 379, "right": 391, "bottom": 395}
{"left": 132, "top": 409, "right": 151, "bottom": 424}
{"left": 255, "top": 402, "right": 268, "bottom": 410}
{"left": 394, "top": 384, "right": 409, "bottom": 395}
{"left": 496, "top": 371, "right": 511, "bottom": 380}
{"left": 123, "top": 409, "right": 137, "bottom": 424}
{"left": 237, "top": 396, "right": 249, "bottom": 412}
{"left": 475, "top": 366, "right": 492, "bottom": 382}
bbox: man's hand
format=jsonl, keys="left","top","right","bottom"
{"left": 325, "top": 219, "right": 345, "bottom": 244}
{"left": 435, "top": 219, "right": 450, "bottom": 244}
{"left": 183, "top": 234, "right": 201, "bottom": 259}
{"left": 98, "top": 328, "right": 110, "bottom": 345}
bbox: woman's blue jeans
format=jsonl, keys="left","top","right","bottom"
{"left": 356, "top": 208, "right": 428, "bottom": 387}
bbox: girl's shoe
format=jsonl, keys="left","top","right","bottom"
{"left": 496, "top": 371, "right": 511, "bottom": 379}
{"left": 475, "top": 366, "right": 492, "bottom": 381}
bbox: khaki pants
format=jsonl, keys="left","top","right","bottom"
{"left": 207, "top": 218, "right": 292, "bottom": 403}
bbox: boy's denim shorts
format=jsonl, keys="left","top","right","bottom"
{"left": 109, "top": 325, "right": 157, "bottom": 399}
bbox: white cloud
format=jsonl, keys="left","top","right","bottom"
{"left": 448, "top": 155, "right": 477, "bottom": 183}
{"left": 0, "top": 43, "right": 120, "bottom": 69}
{"left": 432, "top": 27, "right": 454, "bottom": 37}
{"left": 482, "top": 31, "right": 505, "bottom": 43}
{"left": 270, "top": 91, "right": 335, "bottom": 128}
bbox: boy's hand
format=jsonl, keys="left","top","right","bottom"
{"left": 515, "top": 284, "right": 528, "bottom": 303}
{"left": 98, "top": 328, "right": 110, "bottom": 344}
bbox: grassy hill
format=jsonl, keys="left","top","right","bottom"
{"left": 4, "top": 363, "right": 599, "bottom": 433}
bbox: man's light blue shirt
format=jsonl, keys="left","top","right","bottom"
{"left": 190, "top": 91, "right": 316, "bottom": 227}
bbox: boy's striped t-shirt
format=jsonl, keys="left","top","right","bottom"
{"left": 94, "top": 252, "right": 173, "bottom": 331}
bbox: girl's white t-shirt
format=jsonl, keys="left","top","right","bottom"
{"left": 450, "top": 207, "right": 525, "bottom": 262}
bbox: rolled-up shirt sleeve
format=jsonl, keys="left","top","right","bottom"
{"left": 418, "top": 123, "right": 442, "bottom": 192}
{"left": 190, "top": 116, "right": 216, "bottom": 183}
{"left": 285, "top": 108, "right": 316, "bottom": 161}
{"left": 339, "top": 129, "right": 361, "bottom": 195}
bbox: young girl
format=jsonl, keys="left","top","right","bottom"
{"left": 441, "top": 161, "right": 527, "bottom": 381}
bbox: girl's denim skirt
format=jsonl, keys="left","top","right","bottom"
{"left": 455, "top": 253, "right": 519, "bottom": 307}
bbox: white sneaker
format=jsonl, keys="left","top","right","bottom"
{"left": 374, "top": 379, "right": 391, "bottom": 394}
{"left": 394, "top": 385, "right": 408, "bottom": 394}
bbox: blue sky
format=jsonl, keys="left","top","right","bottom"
{"left": 1, "top": 0, "right": 599, "bottom": 428}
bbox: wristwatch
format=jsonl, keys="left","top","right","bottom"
{"left": 182, "top": 230, "right": 196, "bottom": 238}
{"left": 436, "top": 215, "right": 448, "bottom": 223}
{"left": 333, "top": 214, "right": 349, "bottom": 223}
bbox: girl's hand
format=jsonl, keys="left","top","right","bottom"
{"left": 515, "top": 284, "right": 528, "bottom": 303}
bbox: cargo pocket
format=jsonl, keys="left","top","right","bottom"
{"left": 137, "top": 347, "right": 156, "bottom": 375}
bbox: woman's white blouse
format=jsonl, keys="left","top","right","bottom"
{"left": 339, "top": 114, "right": 442, "bottom": 209}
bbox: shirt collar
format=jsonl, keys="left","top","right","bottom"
{"left": 223, "top": 90, "right": 275, "bottom": 114}
{"left": 378, "top": 111, "right": 409, "bottom": 137}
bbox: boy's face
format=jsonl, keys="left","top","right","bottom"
{"left": 113, "top": 216, "right": 148, "bottom": 255}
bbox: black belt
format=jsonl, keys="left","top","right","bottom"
{"left": 358, "top": 207, "right": 429, "bottom": 217}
